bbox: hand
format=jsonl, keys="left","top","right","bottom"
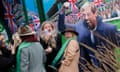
{"left": 63, "top": 2, "right": 70, "bottom": 9}
{"left": 59, "top": 2, "right": 70, "bottom": 14}
{"left": 45, "top": 47, "right": 52, "bottom": 54}
{"left": 9, "top": 44, "right": 16, "bottom": 55}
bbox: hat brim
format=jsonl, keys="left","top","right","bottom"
{"left": 62, "top": 30, "right": 78, "bottom": 36}
{"left": 19, "top": 31, "right": 36, "bottom": 36}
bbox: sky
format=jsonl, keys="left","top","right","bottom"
{"left": 24, "top": 0, "right": 55, "bottom": 14}
{"left": 25, "top": 0, "right": 38, "bottom": 13}
{"left": 43, "top": 0, "right": 55, "bottom": 14}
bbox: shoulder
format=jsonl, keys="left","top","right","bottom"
{"left": 67, "top": 39, "right": 79, "bottom": 51}
{"left": 69, "top": 39, "right": 79, "bottom": 45}
{"left": 31, "top": 42, "right": 43, "bottom": 47}
{"left": 28, "top": 42, "right": 44, "bottom": 52}
{"left": 21, "top": 42, "right": 42, "bottom": 49}
{"left": 100, "top": 22, "right": 117, "bottom": 31}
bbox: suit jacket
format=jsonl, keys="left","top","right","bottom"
{"left": 80, "top": 16, "right": 118, "bottom": 68}
{"left": 58, "top": 13, "right": 118, "bottom": 71}
{"left": 20, "top": 42, "right": 46, "bottom": 72}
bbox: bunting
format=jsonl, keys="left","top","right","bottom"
{"left": 68, "top": 0, "right": 79, "bottom": 14}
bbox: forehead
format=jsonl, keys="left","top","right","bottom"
{"left": 82, "top": 6, "right": 92, "bottom": 13}
{"left": 42, "top": 23, "right": 54, "bottom": 30}
{"left": 44, "top": 23, "right": 52, "bottom": 27}
{"left": 65, "top": 32, "right": 73, "bottom": 34}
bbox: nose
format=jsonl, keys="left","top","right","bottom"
{"left": 85, "top": 15, "right": 88, "bottom": 20}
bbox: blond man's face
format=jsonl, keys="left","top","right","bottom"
{"left": 81, "top": 6, "right": 97, "bottom": 29}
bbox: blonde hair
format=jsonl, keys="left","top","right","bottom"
{"left": 40, "top": 21, "right": 57, "bottom": 48}
{"left": 41, "top": 21, "right": 55, "bottom": 31}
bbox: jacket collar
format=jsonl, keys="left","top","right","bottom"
{"left": 96, "top": 16, "right": 103, "bottom": 31}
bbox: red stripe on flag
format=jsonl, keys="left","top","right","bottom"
{"left": 2, "top": 0, "right": 16, "bottom": 33}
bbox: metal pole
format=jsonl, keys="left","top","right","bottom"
{"left": 21, "top": 0, "right": 29, "bottom": 25}
{"left": 36, "top": 0, "right": 46, "bottom": 23}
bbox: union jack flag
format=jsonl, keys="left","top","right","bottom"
{"left": 94, "top": 0, "right": 104, "bottom": 7}
{"left": 29, "top": 15, "right": 40, "bottom": 31}
{"left": 68, "top": 0, "right": 79, "bottom": 14}
{"left": 2, "top": 0, "right": 17, "bottom": 34}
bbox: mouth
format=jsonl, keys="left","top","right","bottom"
{"left": 85, "top": 20, "right": 94, "bottom": 29}
{"left": 86, "top": 20, "right": 91, "bottom": 24}
{"left": 48, "top": 30, "right": 51, "bottom": 32}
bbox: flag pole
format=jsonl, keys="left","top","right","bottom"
{"left": 21, "top": 0, "right": 29, "bottom": 25}
{"left": 36, "top": 0, "right": 46, "bottom": 23}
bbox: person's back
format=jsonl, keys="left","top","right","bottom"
{"left": 20, "top": 42, "right": 46, "bottom": 72}
{"left": 16, "top": 25, "right": 46, "bottom": 72}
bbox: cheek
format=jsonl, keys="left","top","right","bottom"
{"left": 65, "top": 34, "right": 72, "bottom": 38}
{"left": 89, "top": 16, "right": 96, "bottom": 22}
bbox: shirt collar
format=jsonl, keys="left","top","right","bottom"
{"left": 90, "top": 25, "right": 97, "bottom": 32}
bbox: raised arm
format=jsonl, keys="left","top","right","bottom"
{"left": 58, "top": 7, "right": 66, "bottom": 32}
{"left": 58, "top": 6, "right": 78, "bottom": 32}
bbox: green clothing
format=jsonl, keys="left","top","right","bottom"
{"left": 16, "top": 42, "right": 31, "bottom": 72}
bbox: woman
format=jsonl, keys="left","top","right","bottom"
{"left": 16, "top": 25, "right": 46, "bottom": 72}
{"left": 0, "top": 33, "right": 16, "bottom": 72}
{"left": 58, "top": 27, "right": 80, "bottom": 72}
{"left": 40, "top": 21, "right": 62, "bottom": 72}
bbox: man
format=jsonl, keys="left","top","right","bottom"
{"left": 58, "top": 2, "right": 119, "bottom": 72}
{"left": 79, "top": 2, "right": 119, "bottom": 71}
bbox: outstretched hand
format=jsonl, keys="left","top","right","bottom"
{"left": 59, "top": 2, "right": 70, "bottom": 14}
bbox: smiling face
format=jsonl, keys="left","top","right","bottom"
{"left": 81, "top": 5, "right": 98, "bottom": 30}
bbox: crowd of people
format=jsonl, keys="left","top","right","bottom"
{"left": 98, "top": 0, "right": 120, "bottom": 19}
{"left": 0, "top": 2, "right": 120, "bottom": 72}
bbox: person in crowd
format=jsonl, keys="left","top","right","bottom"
{"left": 39, "top": 21, "right": 62, "bottom": 72}
{"left": 58, "top": 2, "right": 119, "bottom": 71}
{"left": 0, "top": 33, "right": 16, "bottom": 72}
{"left": 79, "top": 2, "right": 119, "bottom": 71}
{"left": 58, "top": 27, "right": 80, "bottom": 72}
{"left": 16, "top": 25, "right": 46, "bottom": 72}
{"left": 111, "top": 6, "right": 118, "bottom": 18}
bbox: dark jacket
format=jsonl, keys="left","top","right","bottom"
{"left": 0, "top": 47, "right": 15, "bottom": 72}
{"left": 40, "top": 33, "right": 62, "bottom": 72}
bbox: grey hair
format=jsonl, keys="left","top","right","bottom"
{"left": 81, "top": 2, "right": 97, "bottom": 14}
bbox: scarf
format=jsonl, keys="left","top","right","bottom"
{"left": 16, "top": 42, "right": 32, "bottom": 72}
